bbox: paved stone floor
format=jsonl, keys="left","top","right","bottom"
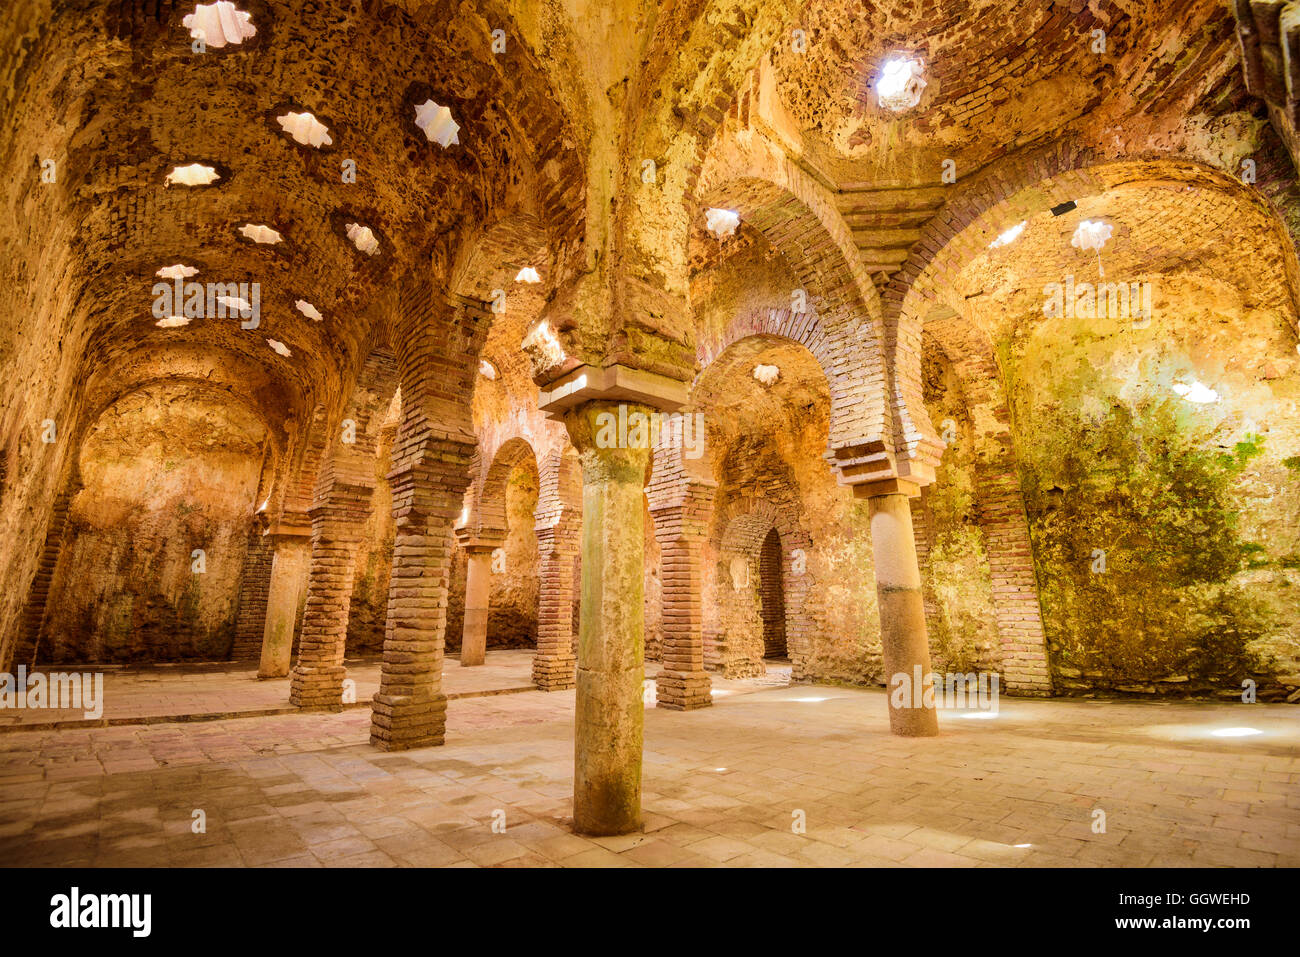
{"left": 1, "top": 666, "right": 1297, "bottom": 867}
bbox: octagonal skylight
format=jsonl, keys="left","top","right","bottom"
{"left": 414, "top": 100, "right": 460, "bottom": 148}
{"left": 267, "top": 338, "right": 291, "bottom": 357}
{"left": 295, "top": 299, "right": 323, "bottom": 322}
{"left": 515, "top": 267, "right": 541, "bottom": 284}
{"left": 479, "top": 359, "right": 497, "bottom": 379}
{"left": 705, "top": 208, "right": 740, "bottom": 239}
{"left": 753, "top": 364, "right": 780, "bottom": 386}
{"left": 276, "top": 111, "right": 332, "bottom": 148}
{"left": 876, "top": 57, "right": 926, "bottom": 111}
{"left": 183, "top": 2, "right": 256, "bottom": 48}
{"left": 166, "top": 163, "right": 220, "bottom": 187}
{"left": 156, "top": 314, "right": 191, "bottom": 328}
{"left": 156, "top": 263, "right": 199, "bottom": 280}
{"left": 239, "top": 223, "right": 282, "bottom": 245}
{"left": 345, "top": 223, "right": 379, "bottom": 256}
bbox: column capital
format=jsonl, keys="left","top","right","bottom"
{"left": 538, "top": 363, "right": 689, "bottom": 420}
{"left": 455, "top": 528, "right": 506, "bottom": 552}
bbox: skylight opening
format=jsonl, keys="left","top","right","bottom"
{"left": 276, "top": 111, "right": 333, "bottom": 148}
{"left": 414, "top": 100, "right": 460, "bottom": 148}
{"left": 183, "top": 2, "right": 256, "bottom": 48}
{"left": 345, "top": 223, "right": 379, "bottom": 256}
{"left": 156, "top": 264, "right": 199, "bottom": 280}
{"left": 989, "top": 221, "right": 1027, "bottom": 249}
{"left": 239, "top": 223, "right": 282, "bottom": 245}
{"left": 267, "top": 338, "right": 291, "bottom": 357}
{"left": 156, "top": 315, "right": 191, "bottom": 328}
{"left": 705, "top": 208, "right": 740, "bottom": 239}
{"left": 753, "top": 364, "right": 780, "bottom": 386}
{"left": 876, "top": 57, "right": 926, "bottom": 111}
{"left": 479, "top": 359, "right": 497, "bottom": 380}
{"left": 515, "top": 267, "right": 541, "bottom": 284}
{"left": 1171, "top": 381, "right": 1220, "bottom": 404}
{"left": 295, "top": 300, "right": 323, "bottom": 322}
{"left": 166, "top": 163, "right": 220, "bottom": 187}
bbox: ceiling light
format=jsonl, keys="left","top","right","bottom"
{"left": 989, "top": 221, "right": 1027, "bottom": 249}
{"left": 1171, "top": 381, "right": 1220, "bottom": 404}
{"left": 166, "top": 163, "right": 220, "bottom": 186}
{"left": 156, "top": 264, "right": 199, "bottom": 280}
{"left": 1210, "top": 727, "right": 1261, "bottom": 738}
{"left": 753, "top": 364, "right": 780, "bottom": 385}
{"left": 515, "top": 266, "right": 541, "bottom": 284}
{"left": 239, "top": 223, "right": 282, "bottom": 244}
{"left": 704, "top": 207, "right": 740, "bottom": 239}
{"left": 267, "top": 338, "right": 291, "bottom": 357}
{"left": 156, "top": 315, "right": 191, "bottom": 328}
{"left": 414, "top": 100, "right": 460, "bottom": 148}
{"left": 876, "top": 57, "right": 926, "bottom": 111}
{"left": 345, "top": 223, "right": 379, "bottom": 256}
{"left": 276, "top": 111, "right": 332, "bottom": 148}
{"left": 295, "top": 300, "right": 323, "bottom": 322}
{"left": 183, "top": 1, "right": 256, "bottom": 48}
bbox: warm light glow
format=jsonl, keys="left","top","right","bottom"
{"left": 753, "top": 364, "right": 780, "bottom": 386}
{"left": 876, "top": 57, "right": 926, "bottom": 111}
{"left": 959, "top": 712, "right": 998, "bottom": 719}
{"left": 1071, "top": 219, "right": 1113, "bottom": 253}
{"left": 414, "top": 100, "right": 460, "bottom": 148}
{"left": 479, "top": 359, "right": 497, "bottom": 379}
{"left": 1171, "top": 381, "right": 1220, "bottom": 404}
{"left": 705, "top": 207, "right": 740, "bottom": 239}
{"left": 989, "top": 221, "right": 1027, "bottom": 249}
{"left": 1210, "top": 727, "right": 1261, "bottom": 738}
{"left": 156, "top": 264, "right": 199, "bottom": 280}
{"left": 156, "top": 315, "right": 190, "bottom": 328}
{"left": 267, "top": 338, "right": 291, "bottom": 357}
{"left": 515, "top": 267, "right": 541, "bottom": 284}
{"left": 166, "top": 163, "right": 220, "bottom": 186}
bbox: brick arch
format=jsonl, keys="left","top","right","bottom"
{"left": 464, "top": 435, "right": 539, "bottom": 538}
{"left": 449, "top": 213, "right": 551, "bottom": 302}
{"left": 885, "top": 146, "right": 1300, "bottom": 492}
{"left": 709, "top": 496, "right": 815, "bottom": 679}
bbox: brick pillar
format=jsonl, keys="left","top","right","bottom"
{"left": 231, "top": 515, "right": 272, "bottom": 661}
{"left": 532, "top": 518, "right": 579, "bottom": 689}
{"left": 258, "top": 530, "right": 312, "bottom": 679}
{"left": 369, "top": 438, "right": 475, "bottom": 750}
{"left": 290, "top": 501, "right": 368, "bottom": 708}
{"left": 456, "top": 535, "right": 501, "bottom": 667}
{"left": 862, "top": 491, "right": 939, "bottom": 737}
{"left": 565, "top": 401, "right": 651, "bottom": 835}
{"left": 651, "top": 481, "right": 715, "bottom": 711}
{"left": 975, "top": 466, "right": 1053, "bottom": 695}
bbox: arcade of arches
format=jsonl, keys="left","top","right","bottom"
{"left": 1, "top": 0, "right": 1299, "bottom": 866}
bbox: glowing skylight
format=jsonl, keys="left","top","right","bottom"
{"left": 267, "top": 338, "right": 291, "bottom": 357}
{"left": 156, "top": 315, "right": 191, "bottom": 328}
{"left": 753, "top": 364, "right": 780, "bottom": 386}
{"left": 276, "top": 111, "right": 332, "bottom": 148}
{"left": 515, "top": 267, "right": 541, "bottom": 284}
{"left": 1171, "top": 381, "right": 1220, "bottom": 404}
{"left": 705, "top": 207, "right": 740, "bottom": 239}
{"left": 156, "top": 264, "right": 199, "bottom": 280}
{"left": 166, "top": 163, "right": 220, "bottom": 187}
{"left": 414, "top": 100, "right": 460, "bottom": 148}
{"left": 479, "top": 359, "right": 497, "bottom": 379}
{"left": 183, "top": 2, "right": 256, "bottom": 48}
{"left": 239, "top": 223, "right": 282, "bottom": 245}
{"left": 876, "top": 57, "right": 926, "bottom": 111}
{"left": 295, "top": 300, "right": 323, "bottom": 322}
{"left": 345, "top": 223, "right": 379, "bottom": 256}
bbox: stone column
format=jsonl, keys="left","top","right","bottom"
{"left": 370, "top": 438, "right": 474, "bottom": 750}
{"left": 565, "top": 401, "right": 651, "bottom": 835}
{"left": 258, "top": 530, "right": 312, "bottom": 679}
{"left": 532, "top": 519, "right": 579, "bottom": 689}
{"left": 290, "top": 504, "right": 366, "bottom": 708}
{"left": 865, "top": 492, "right": 939, "bottom": 736}
{"left": 456, "top": 536, "right": 501, "bottom": 667}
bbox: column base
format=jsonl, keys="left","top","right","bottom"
{"left": 288, "top": 664, "right": 347, "bottom": 710}
{"left": 655, "top": 670, "right": 712, "bottom": 710}
{"left": 532, "top": 653, "right": 576, "bottom": 691}
{"left": 369, "top": 692, "right": 447, "bottom": 750}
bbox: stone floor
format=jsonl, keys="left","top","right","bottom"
{"left": 1, "top": 663, "right": 1297, "bottom": 867}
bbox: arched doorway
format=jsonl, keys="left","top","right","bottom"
{"left": 758, "top": 527, "right": 787, "bottom": 660}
